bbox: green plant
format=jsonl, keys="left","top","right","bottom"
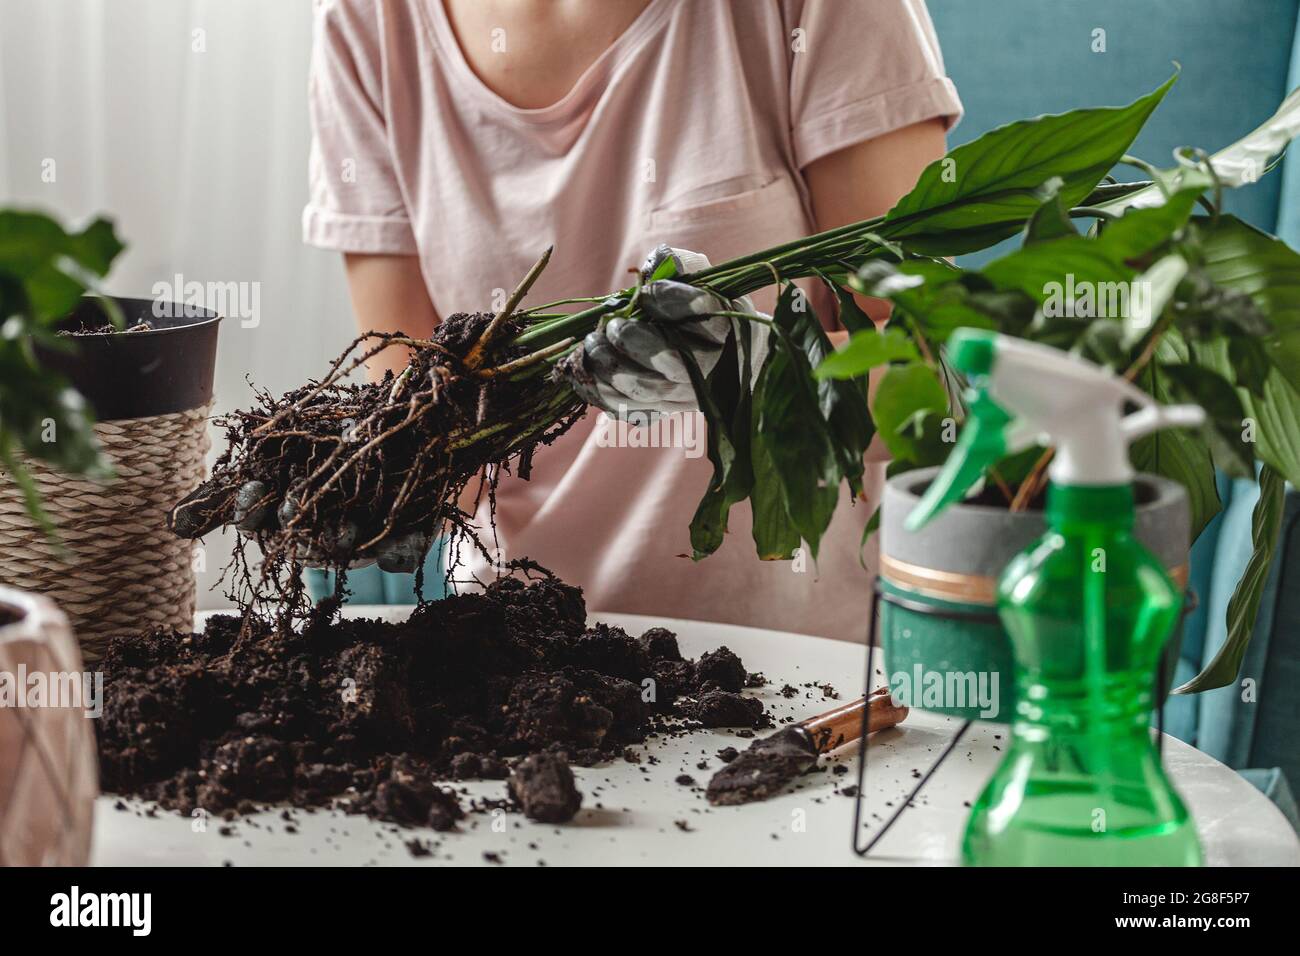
{"left": 810, "top": 81, "right": 1300, "bottom": 693}
{"left": 516, "top": 71, "right": 1300, "bottom": 692}
{"left": 511, "top": 76, "right": 1181, "bottom": 557}
{"left": 0, "top": 209, "right": 124, "bottom": 529}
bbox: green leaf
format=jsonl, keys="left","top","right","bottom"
{"left": 1175, "top": 466, "right": 1285, "bottom": 693}
{"left": 883, "top": 72, "right": 1176, "bottom": 250}
{"left": 754, "top": 286, "right": 843, "bottom": 559}
{"left": 788, "top": 286, "right": 876, "bottom": 493}
{"left": 983, "top": 236, "right": 1135, "bottom": 305}
{"left": 1227, "top": 368, "right": 1300, "bottom": 489}
{"left": 1076, "top": 319, "right": 1128, "bottom": 369}
{"left": 1079, "top": 179, "right": 1157, "bottom": 209}
{"left": 0, "top": 212, "right": 124, "bottom": 319}
{"left": 814, "top": 327, "right": 918, "bottom": 380}
{"left": 872, "top": 362, "right": 949, "bottom": 462}
{"left": 0, "top": 209, "right": 124, "bottom": 529}
{"left": 1195, "top": 334, "right": 1300, "bottom": 493}
{"left": 1175, "top": 218, "right": 1300, "bottom": 488}
{"left": 891, "top": 223, "right": 1039, "bottom": 258}
{"left": 852, "top": 258, "right": 962, "bottom": 299}
{"left": 1092, "top": 187, "right": 1199, "bottom": 261}
{"left": 1121, "top": 253, "right": 1187, "bottom": 348}
{"left": 1228, "top": 337, "right": 1273, "bottom": 398}
{"left": 1130, "top": 347, "right": 1222, "bottom": 541}
{"left": 1098, "top": 85, "right": 1300, "bottom": 216}
{"left": 66, "top": 217, "right": 125, "bottom": 276}
{"left": 670, "top": 322, "right": 753, "bottom": 560}
{"left": 852, "top": 259, "right": 1005, "bottom": 343}
{"left": 815, "top": 271, "right": 874, "bottom": 334}
{"left": 1023, "top": 178, "right": 1078, "bottom": 245}
{"left": 1159, "top": 362, "right": 1253, "bottom": 478}
{"left": 648, "top": 254, "right": 678, "bottom": 282}
{"left": 750, "top": 423, "right": 802, "bottom": 561}
{"left": 1132, "top": 419, "right": 1220, "bottom": 542}
{"left": 959, "top": 288, "right": 1037, "bottom": 338}
{"left": 1198, "top": 215, "right": 1300, "bottom": 387}
{"left": 1202, "top": 84, "right": 1300, "bottom": 185}
{"left": 859, "top": 505, "right": 882, "bottom": 569}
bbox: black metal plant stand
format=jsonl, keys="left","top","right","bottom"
{"left": 850, "top": 577, "right": 1197, "bottom": 859}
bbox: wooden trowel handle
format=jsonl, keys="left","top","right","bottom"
{"left": 798, "top": 687, "right": 908, "bottom": 754}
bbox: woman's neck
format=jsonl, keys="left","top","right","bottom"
{"left": 441, "top": 0, "right": 654, "bottom": 110}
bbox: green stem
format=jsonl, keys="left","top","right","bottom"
{"left": 509, "top": 195, "right": 1051, "bottom": 356}
{"left": 1070, "top": 207, "right": 1122, "bottom": 221}
{"left": 691, "top": 214, "right": 889, "bottom": 282}
{"left": 514, "top": 213, "right": 896, "bottom": 349}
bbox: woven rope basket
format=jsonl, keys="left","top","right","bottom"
{"left": 0, "top": 404, "right": 211, "bottom": 663}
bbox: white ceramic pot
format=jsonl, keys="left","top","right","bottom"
{"left": 0, "top": 586, "right": 98, "bottom": 865}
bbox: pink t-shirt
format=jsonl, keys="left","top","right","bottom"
{"left": 304, "top": 0, "right": 962, "bottom": 641}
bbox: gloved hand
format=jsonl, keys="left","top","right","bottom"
{"left": 563, "top": 246, "right": 769, "bottom": 417}
{"left": 168, "top": 476, "right": 432, "bottom": 573}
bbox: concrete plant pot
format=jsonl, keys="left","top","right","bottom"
{"left": 878, "top": 467, "right": 1191, "bottom": 722}
{"left": 0, "top": 586, "right": 98, "bottom": 865}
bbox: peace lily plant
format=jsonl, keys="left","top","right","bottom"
{"left": 517, "top": 71, "right": 1300, "bottom": 693}
{"left": 814, "top": 76, "right": 1300, "bottom": 693}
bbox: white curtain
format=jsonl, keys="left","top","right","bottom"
{"left": 0, "top": 0, "right": 357, "bottom": 608}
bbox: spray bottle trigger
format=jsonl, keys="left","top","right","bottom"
{"left": 1119, "top": 403, "right": 1205, "bottom": 444}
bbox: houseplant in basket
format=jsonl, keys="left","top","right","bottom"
{"left": 0, "top": 208, "right": 221, "bottom": 662}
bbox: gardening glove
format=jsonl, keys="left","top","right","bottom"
{"left": 563, "top": 245, "right": 769, "bottom": 418}
{"left": 169, "top": 477, "right": 432, "bottom": 573}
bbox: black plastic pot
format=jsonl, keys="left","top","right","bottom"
{"left": 39, "top": 296, "right": 221, "bottom": 421}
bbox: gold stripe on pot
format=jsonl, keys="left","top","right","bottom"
{"left": 880, "top": 554, "right": 1191, "bottom": 606}
{"left": 879, "top": 554, "right": 998, "bottom": 605}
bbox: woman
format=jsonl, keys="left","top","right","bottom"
{"left": 302, "top": 0, "right": 961, "bottom": 641}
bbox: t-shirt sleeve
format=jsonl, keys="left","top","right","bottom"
{"left": 784, "top": 0, "right": 963, "bottom": 170}
{"left": 302, "top": 0, "right": 417, "bottom": 254}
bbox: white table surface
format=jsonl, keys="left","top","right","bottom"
{"left": 91, "top": 609, "right": 1300, "bottom": 867}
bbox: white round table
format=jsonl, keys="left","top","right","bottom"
{"left": 91, "top": 610, "right": 1300, "bottom": 867}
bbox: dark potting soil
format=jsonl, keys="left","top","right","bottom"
{"left": 58, "top": 319, "right": 155, "bottom": 336}
{"left": 705, "top": 726, "right": 818, "bottom": 807}
{"left": 96, "top": 576, "right": 770, "bottom": 828}
{"left": 687, "top": 689, "right": 768, "bottom": 729}
{"left": 508, "top": 753, "right": 582, "bottom": 823}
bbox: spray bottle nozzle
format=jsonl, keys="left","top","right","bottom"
{"left": 904, "top": 329, "right": 1205, "bottom": 533}
{"left": 905, "top": 389, "right": 1018, "bottom": 531}
{"left": 947, "top": 328, "right": 997, "bottom": 377}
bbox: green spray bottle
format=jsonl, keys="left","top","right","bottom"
{"left": 907, "top": 329, "right": 1205, "bottom": 866}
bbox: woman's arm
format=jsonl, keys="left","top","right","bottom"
{"left": 803, "top": 118, "right": 949, "bottom": 462}
{"left": 803, "top": 117, "right": 949, "bottom": 328}
{"left": 343, "top": 253, "right": 440, "bottom": 383}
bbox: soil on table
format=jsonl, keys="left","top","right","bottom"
{"left": 96, "top": 575, "right": 771, "bottom": 828}
{"left": 705, "top": 726, "right": 817, "bottom": 806}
